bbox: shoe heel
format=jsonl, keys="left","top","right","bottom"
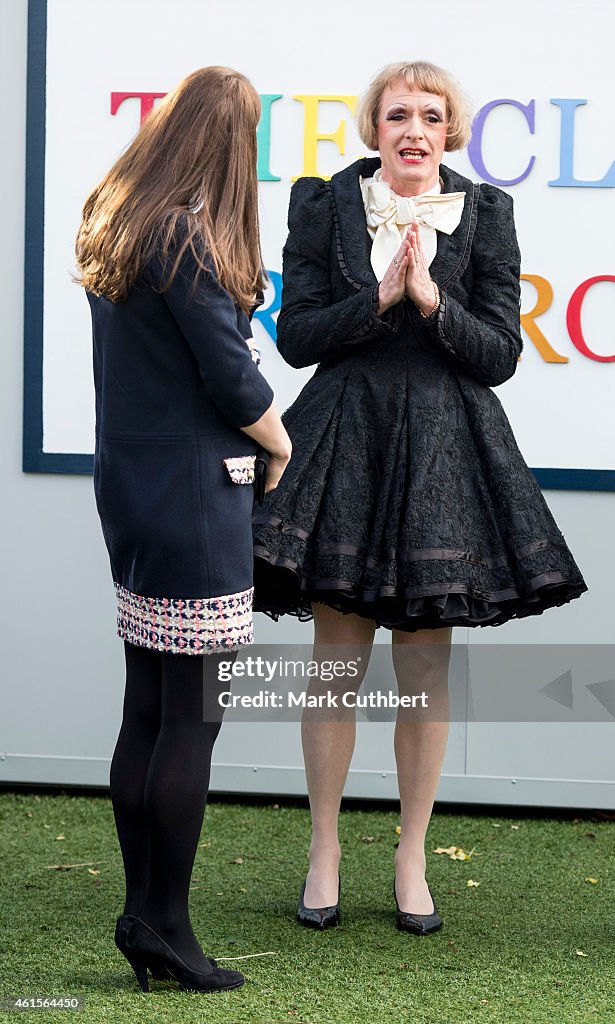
{"left": 126, "top": 952, "right": 150, "bottom": 992}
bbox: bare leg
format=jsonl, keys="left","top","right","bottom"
{"left": 392, "top": 627, "right": 452, "bottom": 914}
{"left": 301, "top": 603, "right": 376, "bottom": 908}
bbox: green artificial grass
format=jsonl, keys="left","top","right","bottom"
{"left": 0, "top": 790, "right": 613, "bottom": 1024}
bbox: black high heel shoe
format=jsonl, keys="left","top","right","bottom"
{"left": 393, "top": 879, "right": 443, "bottom": 935}
{"left": 124, "top": 917, "right": 245, "bottom": 993}
{"left": 115, "top": 915, "right": 172, "bottom": 981}
{"left": 296, "top": 875, "right": 341, "bottom": 930}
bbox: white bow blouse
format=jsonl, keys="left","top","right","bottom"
{"left": 360, "top": 168, "right": 466, "bottom": 281}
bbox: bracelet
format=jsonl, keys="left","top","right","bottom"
{"left": 418, "top": 282, "right": 440, "bottom": 319}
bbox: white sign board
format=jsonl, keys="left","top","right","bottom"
{"left": 23, "top": 0, "right": 615, "bottom": 489}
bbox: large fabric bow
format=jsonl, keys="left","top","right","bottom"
{"left": 361, "top": 173, "right": 465, "bottom": 281}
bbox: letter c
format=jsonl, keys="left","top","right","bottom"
{"left": 467, "top": 99, "right": 535, "bottom": 185}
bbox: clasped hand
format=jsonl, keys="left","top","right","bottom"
{"left": 377, "top": 223, "right": 437, "bottom": 317}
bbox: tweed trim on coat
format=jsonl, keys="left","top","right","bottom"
{"left": 115, "top": 584, "right": 254, "bottom": 654}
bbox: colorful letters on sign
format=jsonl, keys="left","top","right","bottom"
{"left": 110, "top": 91, "right": 614, "bottom": 188}
{"left": 109, "top": 91, "right": 614, "bottom": 353}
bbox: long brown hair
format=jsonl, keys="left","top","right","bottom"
{"left": 75, "top": 66, "right": 265, "bottom": 312}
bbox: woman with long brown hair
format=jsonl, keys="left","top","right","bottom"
{"left": 76, "top": 66, "right": 291, "bottom": 993}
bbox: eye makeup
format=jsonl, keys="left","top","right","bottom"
{"left": 384, "top": 103, "right": 445, "bottom": 122}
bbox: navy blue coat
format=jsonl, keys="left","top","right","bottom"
{"left": 89, "top": 241, "right": 273, "bottom": 610}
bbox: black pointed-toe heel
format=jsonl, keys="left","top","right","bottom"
{"left": 114, "top": 915, "right": 172, "bottom": 982}
{"left": 393, "top": 880, "right": 443, "bottom": 935}
{"left": 125, "top": 917, "right": 245, "bottom": 992}
{"left": 296, "top": 875, "right": 341, "bottom": 930}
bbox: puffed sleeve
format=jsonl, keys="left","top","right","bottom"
{"left": 276, "top": 177, "right": 404, "bottom": 369}
{"left": 146, "top": 232, "right": 274, "bottom": 429}
{"left": 416, "top": 185, "right": 523, "bottom": 387}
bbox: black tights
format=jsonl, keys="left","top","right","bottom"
{"left": 109, "top": 642, "right": 231, "bottom": 971}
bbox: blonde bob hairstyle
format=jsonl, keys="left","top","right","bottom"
{"left": 75, "top": 66, "right": 264, "bottom": 312}
{"left": 357, "top": 61, "right": 472, "bottom": 153}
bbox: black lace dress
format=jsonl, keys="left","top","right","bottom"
{"left": 252, "top": 158, "right": 587, "bottom": 631}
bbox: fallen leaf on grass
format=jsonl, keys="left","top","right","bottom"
{"left": 55, "top": 835, "right": 65, "bottom": 841}
{"left": 362, "top": 836, "right": 374, "bottom": 844}
{"left": 576, "top": 950, "right": 589, "bottom": 957}
{"left": 510, "top": 825, "right": 520, "bottom": 830}
{"left": 491, "top": 824, "right": 501, "bottom": 828}
{"left": 467, "top": 880, "right": 481, "bottom": 888}
{"left": 585, "top": 877, "right": 599, "bottom": 884}
{"left": 395, "top": 826, "right": 401, "bottom": 836}
{"left": 434, "top": 846, "right": 476, "bottom": 861}
{"left": 198, "top": 842, "right": 211, "bottom": 849}
{"left": 88, "top": 869, "right": 100, "bottom": 876}
{"left": 232, "top": 857, "right": 244, "bottom": 865}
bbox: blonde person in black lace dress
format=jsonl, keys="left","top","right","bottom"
{"left": 253, "top": 61, "right": 587, "bottom": 933}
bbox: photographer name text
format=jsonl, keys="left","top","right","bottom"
{"left": 218, "top": 690, "right": 429, "bottom": 709}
